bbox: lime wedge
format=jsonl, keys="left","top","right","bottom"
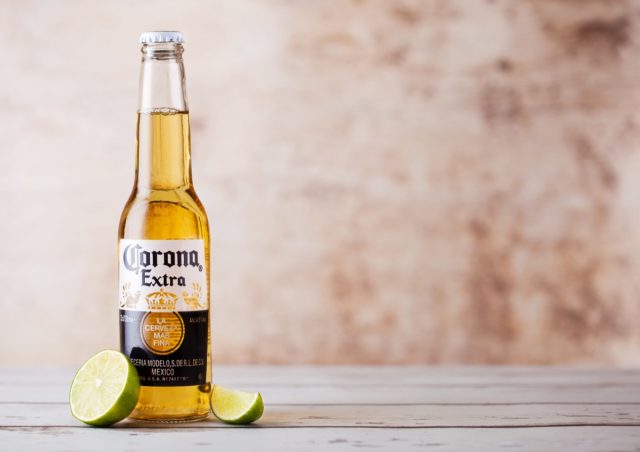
{"left": 69, "top": 350, "right": 140, "bottom": 427}
{"left": 210, "top": 385, "right": 264, "bottom": 424}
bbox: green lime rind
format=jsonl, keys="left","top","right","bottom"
{"left": 69, "top": 350, "right": 140, "bottom": 427}
{"left": 210, "top": 385, "right": 264, "bottom": 425}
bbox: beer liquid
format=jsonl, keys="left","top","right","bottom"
{"left": 118, "top": 111, "right": 211, "bottom": 422}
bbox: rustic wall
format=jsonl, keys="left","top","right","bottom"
{"left": 1, "top": 0, "right": 640, "bottom": 366}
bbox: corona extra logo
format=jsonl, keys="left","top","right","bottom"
{"left": 123, "top": 244, "right": 203, "bottom": 273}
{"left": 119, "top": 239, "right": 207, "bottom": 308}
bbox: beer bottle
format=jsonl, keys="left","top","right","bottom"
{"left": 118, "top": 31, "right": 211, "bottom": 422}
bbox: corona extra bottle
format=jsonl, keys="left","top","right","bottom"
{"left": 118, "top": 31, "right": 211, "bottom": 422}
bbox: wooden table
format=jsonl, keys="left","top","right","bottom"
{"left": 1, "top": 366, "right": 639, "bottom": 451}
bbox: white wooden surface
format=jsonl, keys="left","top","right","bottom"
{"left": 1, "top": 367, "right": 640, "bottom": 451}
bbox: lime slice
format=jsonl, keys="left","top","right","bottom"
{"left": 69, "top": 350, "right": 140, "bottom": 427}
{"left": 210, "top": 385, "right": 264, "bottom": 424}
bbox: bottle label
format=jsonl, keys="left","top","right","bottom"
{"left": 119, "top": 239, "right": 208, "bottom": 387}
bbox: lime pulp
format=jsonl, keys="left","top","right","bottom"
{"left": 210, "top": 385, "right": 264, "bottom": 425}
{"left": 69, "top": 350, "right": 140, "bottom": 427}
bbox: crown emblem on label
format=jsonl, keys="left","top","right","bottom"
{"left": 145, "top": 288, "right": 178, "bottom": 310}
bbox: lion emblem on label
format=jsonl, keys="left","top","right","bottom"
{"left": 182, "top": 283, "right": 203, "bottom": 309}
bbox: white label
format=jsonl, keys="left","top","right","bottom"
{"left": 119, "top": 239, "right": 207, "bottom": 312}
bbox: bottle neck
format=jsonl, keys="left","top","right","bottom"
{"left": 135, "top": 43, "right": 192, "bottom": 190}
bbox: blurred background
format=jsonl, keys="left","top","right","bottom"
{"left": 1, "top": 0, "right": 640, "bottom": 366}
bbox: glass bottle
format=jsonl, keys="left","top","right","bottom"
{"left": 118, "top": 31, "right": 211, "bottom": 422}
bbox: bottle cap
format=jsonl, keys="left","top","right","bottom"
{"left": 139, "top": 31, "right": 184, "bottom": 44}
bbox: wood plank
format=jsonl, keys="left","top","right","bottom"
{"left": 3, "top": 366, "right": 640, "bottom": 386}
{"left": 214, "top": 366, "right": 640, "bottom": 386}
{"left": 1, "top": 426, "right": 640, "bottom": 452}
{"left": 1, "top": 402, "right": 639, "bottom": 428}
{"left": 4, "top": 382, "right": 640, "bottom": 404}
{"left": 3, "top": 367, "right": 640, "bottom": 450}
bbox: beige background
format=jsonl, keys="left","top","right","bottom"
{"left": 1, "top": 0, "right": 640, "bottom": 366}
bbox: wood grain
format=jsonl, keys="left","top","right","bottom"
{"left": 2, "top": 366, "right": 640, "bottom": 450}
{"left": 2, "top": 427, "right": 640, "bottom": 452}
{"left": 2, "top": 402, "right": 640, "bottom": 428}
